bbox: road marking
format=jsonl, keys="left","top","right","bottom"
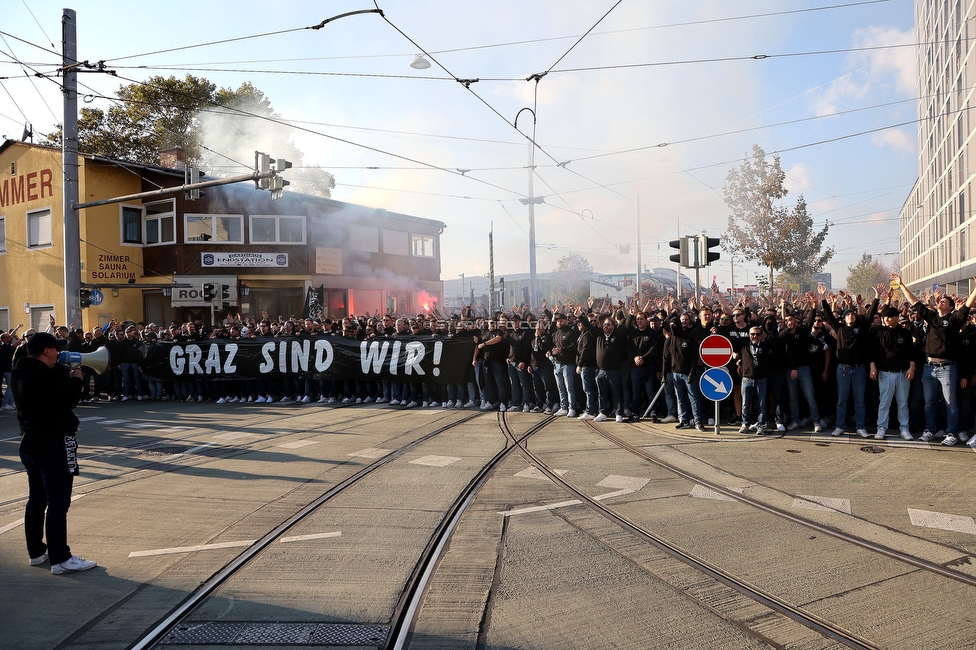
{"left": 690, "top": 484, "right": 744, "bottom": 502}
{"left": 793, "top": 495, "right": 852, "bottom": 515}
{"left": 349, "top": 447, "right": 391, "bottom": 459}
{"left": 279, "top": 531, "right": 342, "bottom": 543}
{"left": 213, "top": 431, "right": 257, "bottom": 441}
{"left": 514, "top": 467, "right": 568, "bottom": 481}
{"left": 0, "top": 494, "right": 86, "bottom": 536}
{"left": 276, "top": 440, "right": 318, "bottom": 449}
{"left": 129, "top": 531, "right": 342, "bottom": 557}
{"left": 809, "top": 432, "right": 850, "bottom": 443}
{"left": 908, "top": 508, "right": 976, "bottom": 534}
{"left": 501, "top": 475, "right": 649, "bottom": 516}
{"left": 99, "top": 419, "right": 130, "bottom": 425}
{"left": 129, "top": 422, "right": 164, "bottom": 429}
{"left": 411, "top": 455, "right": 462, "bottom": 467}
{"left": 78, "top": 416, "right": 105, "bottom": 422}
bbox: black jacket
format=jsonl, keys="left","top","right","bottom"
{"left": 12, "top": 356, "right": 83, "bottom": 472}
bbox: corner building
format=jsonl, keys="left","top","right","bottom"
{"left": 0, "top": 140, "right": 444, "bottom": 330}
{"left": 900, "top": 0, "right": 976, "bottom": 295}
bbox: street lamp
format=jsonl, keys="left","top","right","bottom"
{"left": 515, "top": 107, "right": 542, "bottom": 308}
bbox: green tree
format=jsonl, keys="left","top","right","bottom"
{"left": 846, "top": 258, "right": 892, "bottom": 295}
{"left": 723, "top": 145, "right": 832, "bottom": 291}
{"left": 550, "top": 252, "right": 593, "bottom": 304}
{"left": 46, "top": 75, "right": 334, "bottom": 197}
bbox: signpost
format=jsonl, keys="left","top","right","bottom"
{"left": 699, "top": 334, "right": 733, "bottom": 434}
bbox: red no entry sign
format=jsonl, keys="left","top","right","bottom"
{"left": 700, "top": 334, "right": 733, "bottom": 368}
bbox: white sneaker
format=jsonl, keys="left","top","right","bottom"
{"left": 228, "top": 397, "right": 239, "bottom": 403}
{"left": 327, "top": 397, "right": 336, "bottom": 404}
{"left": 463, "top": 400, "right": 476, "bottom": 408}
{"left": 856, "top": 429, "right": 870, "bottom": 438}
{"left": 481, "top": 401, "right": 493, "bottom": 411}
{"left": 317, "top": 396, "right": 327, "bottom": 403}
{"left": 422, "top": 401, "right": 429, "bottom": 408}
{"left": 594, "top": 413, "right": 608, "bottom": 422}
{"left": 356, "top": 397, "right": 363, "bottom": 404}
{"left": 942, "top": 434, "right": 958, "bottom": 446}
{"left": 280, "top": 396, "right": 292, "bottom": 403}
{"left": 659, "top": 415, "right": 678, "bottom": 424}
{"left": 814, "top": 424, "right": 824, "bottom": 433}
{"left": 445, "top": 401, "right": 455, "bottom": 408}
{"left": 121, "top": 396, "right": 129, "bottom": 402}
{"left": 522, "top": 405, "right": 530, "bottom": 413}
{"left": 266, "top": 395, "right": 274, "bottom": 404}
{"left": 787, "top": 422, "right": 799, "bottom": 431}
{"left": 968, "top": 436, "right": 976, "bottom": 448}
{"left": 197, "top": 395, "right": 203, "bottom": 402}
{"left": 738, "top": 424, "right": 748, "bottom": 433}
{"left": 874, "top": 428, "right": 886, "bottom": 440}
{"left": 578, "top": 412, "right": 595, "bottom": 421}
{"left": 958, "top": 431, "right": 970, "bottom": 443}
{"left": 776, "top": 423, "right": 786, "bottom": 432}
{"left": 247, "top": 396, "right": 254, "bottom": 403}
{"left": 920, "top": 430, "right": 935, "bottom": 441}
{"left": 555, "top": 408, "right": 569, "bottom": 416}
{"left": 615, "top": 415, "right": 624, "bottom": 423}
{"left": 567, "top": 409, "right": 577, "bottom": 418}
{"left": 900, "top": 429, "right": 914, "bottom": 440}
{"left": 216, "top": 397, "right": 226, "bottom": 404}
{"left": 342, "top": 397, "right": 351, "bottom": 404}
{"left": 51, "top": 555, "right": 96, "bottom": 575}
{"left": 29, "top": 552, "right": 48, "bottom": 566}
{"left": 301, "top": 396, "right": 311, "bottom": 404}
{"left": 707, "top": 418, "right": 716, "bottom": 426}
{"left": 831, "top": 427, "right": 843, "bottom": 437}
{"left": 256, "top": 396, "right": 266, "bottom": 403}
{"left": 498, "top": 404, "right": 507, "bottom": 412}
{"left": 406, "top": 401, "right": 418, "bottom": 408}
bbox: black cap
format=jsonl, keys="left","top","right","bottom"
{"left": 27, "top": 332, "right": 67, "bottom": 355}
{"left": 881, "top": 307, "right": 900, "bottom": 318}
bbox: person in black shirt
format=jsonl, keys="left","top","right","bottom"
{"left": 735, "top": 325, "right": 773, "bottom": 434}
{"left": 869, "top": 306, "right": 916, "bottom": 440}
{"left": 893, "top": 273, "right": 976, "bottom": 445}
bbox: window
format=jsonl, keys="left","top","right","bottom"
{"left": 27, "top": 208, "right": 52, "bottom": 249}
{"left": 145, "top": 199, "right": 176, "bottom": 245}
{"left": 411, "top": 234, "right": 435, "bottom": 257}
{"left": 383, "top": 229, "right": 408, "bottom": 256}
{"left": 121, "top": 206, "right": 142, "bottom": 244}
{"left": 185, "top": 214, "right": 243, "bottom": 243}
{"left": 250, "top": 215, "right": 306, "bottom": 244}
{"left": 0, "top": 307, "right": 8, "bottom": 332}
{"left": 0, "top": 217, "right": 5, "bottom": 253}
{"left": 348, "top": 224, "right": 379, "bottom": 252}
{"left": 30, "top": 305, "right": 55, "bottom": 331}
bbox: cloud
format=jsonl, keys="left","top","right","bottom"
{"left": 813, "top": 25, "right": 915, "bottom": 115}
{"left": 871, "top": 128, "right": 915, "bottom": 152}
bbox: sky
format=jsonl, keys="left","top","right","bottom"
{"left": 0, "top": 0, "right": 917, "bottom": 292}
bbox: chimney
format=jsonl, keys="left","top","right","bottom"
{"left": 159, "top": 146, "right": 186, "bottom": 170}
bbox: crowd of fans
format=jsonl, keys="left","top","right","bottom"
{"left": 2, "top": 274, "right": 975, "bottom": 449}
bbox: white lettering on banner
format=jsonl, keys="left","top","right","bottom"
{"left": 314, "top": 341, "right": 334, "bottom": 371}
{"left": 361, "top": 341, "right": 391, "bottom": 374}
{"left": 390, "top": 341, "right": 401, "bottom": 376}
{"left": 205, "top": 344, "right": 222, "bottom": 374}
{"left": 292, "top": 340, "right": 310, "bottom": 372}
{"left": 224, "top": 344, "right": 238, "bottom": 373}
{"left": 259, "top": 342, "right": 276, "bottom": 373}
{"left": 187, "top": 346, "right": 204, "bottom": 375}
{"left": 171, "top": 340, "right": 335, "bottom": 375}
{"left": 404, "top": 341, "right": 425, "bottom": 376}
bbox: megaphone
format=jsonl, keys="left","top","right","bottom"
{"left": 57, "top": 347, "right": 110, "bottom": 374}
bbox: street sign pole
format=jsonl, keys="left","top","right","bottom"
{"left": 699, "top": 334, "right": 734, "bottom": 435}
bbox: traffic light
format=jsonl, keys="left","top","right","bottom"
{"left": 187, "top": 166, "right": 201, "bottom": 200}
{"left": 700, "top": 235, "right": 721, "bottom": 265}
{"left": 499, "top": 277, "right": 505, "bottom": 306}
{"left": 270, "top": 175, "right": 290, "bottom": 201}
{"left": 669, "top": 237, "right": 693, "bottom": 267}
{"left": 202, "top": 283, "right": 216, "bottom": 301}
{"left": 220, "top": 284, "right": 232, "bottom": 309}
{"left": 255, "top": 151, "right": 272, "bottom": 189}
{"left": 79, "top": 288, "right": 91, "bottom": 309}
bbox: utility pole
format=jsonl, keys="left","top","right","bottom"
{"left": 636, "top": 196, "right": 641, "bottom": 301}
{"left": 62, "top": 9, "right": 81, "bottom": 326}
{"left": 488, "top": 224, "right": 495, "bottom": 315}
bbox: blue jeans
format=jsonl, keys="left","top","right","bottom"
{"left": 671, "top": 371, "right": 703, "bottom": 424}
{"left": 742, "top": 377, "right": 768, "bottom": 427}
{"left": 877, "top": 370, "right": 910, "bottom": 430}
{"left": 2, "top": 371, "right": 12, "bottom": 407}
{"left": 787, "top": 365, "right": 819, "bottom": 423}
{"left": 922, "top": 362, "right": 958, "bottom": 433}
{"left": 836, "top": 364, "right": 867, "bottom": 430}
{"left": 486, "top": 360, "right": 510, "bottom": 406}
{"left": 554, "top": 362, "right": 577, "bottom": 411}
{"left": 596, "top": 368, "right": 623, "bottom": 416}
{"left": 121, "top": 362, "right": 141, "bottom": 399}
{"left": 630, "top": 364, "right": 657, "bottom": 415}
{"left": 580, "top": 366, "right": 598, "bottom": 416}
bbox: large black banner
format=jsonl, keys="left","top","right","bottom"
{"left": 141, "top": 337, "right": 475, "bottom": 384}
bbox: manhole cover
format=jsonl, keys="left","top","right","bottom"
{"left": 860, "top": 445, "right": 886, "bottom": 454}
{"left": 786, "top": 449, "right": 801, "bottom": 453}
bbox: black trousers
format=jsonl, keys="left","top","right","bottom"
{"left": 20, "top": 447, "right": 74, "bottom": 564}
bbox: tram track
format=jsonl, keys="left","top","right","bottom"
{"left": 124, "top": 410, "right": 533, "bottom": 650}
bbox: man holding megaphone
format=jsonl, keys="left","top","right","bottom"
{"left": 11, "top": 331, "right": 97, "bottom": 575}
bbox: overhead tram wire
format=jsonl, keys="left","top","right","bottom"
{"left": 88, "top": 71, "right": 529, "bottom": 201}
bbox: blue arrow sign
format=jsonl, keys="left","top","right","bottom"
{"left": 699, "top": 367, "right": 732, "bottom": 402}
{"left": 89, "top": 288, "right": 104, "bottom": 306}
